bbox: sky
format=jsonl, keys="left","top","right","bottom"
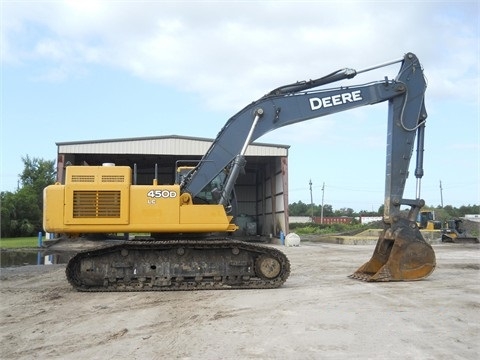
{"left": 1, "top": 0, "right": 479, "bottom": 212}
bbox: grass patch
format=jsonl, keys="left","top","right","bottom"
{"left": 0, "top": 237, "right": 39, "bottom": 249}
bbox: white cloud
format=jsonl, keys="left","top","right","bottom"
{"left": 4, "top": 1, "right": 478, "bottom": 112}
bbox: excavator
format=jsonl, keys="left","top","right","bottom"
{"left": 416, "top": 210, "right": 442, "bottom": 230}
{"left": 441, "top": 219, "right": 479, "bottom": 243}
{"left": 43, "top": 52, "right": 436, "bottom": 291}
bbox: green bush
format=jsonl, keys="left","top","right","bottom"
{"left": 290, "top": 222, "right": 371, "bottom": 235}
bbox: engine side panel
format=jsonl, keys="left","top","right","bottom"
{"left": 43, "top": 166, "right": 237, "bottom": 234}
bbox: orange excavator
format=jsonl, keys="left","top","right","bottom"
{"left": 43, "top": 52, "right": 436, "bottom": 291}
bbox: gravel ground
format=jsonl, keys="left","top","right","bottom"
{"left": 1, "top": 241, "right": 479, "bottom": 360}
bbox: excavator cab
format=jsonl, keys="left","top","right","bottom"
{"left": 175, "top": 166, "right": 195, "bottom": 185}
{"left": 416, "top": 210, "right": 442, "bottom": 230}
{"left": 176, "top": 164, "right": 229, "bottom": 205}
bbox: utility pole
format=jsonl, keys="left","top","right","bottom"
{"left": 439, "top": 180, "right": 444, "bottom": 207}
{"left": 309, "top": 179, "right": 314, "bottom": 222}
{"left": 321, "top": 182, "right": 325, "bottom": 224}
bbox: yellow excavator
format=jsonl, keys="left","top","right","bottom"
{"left": 441, "top": 219, "right": 479, "bottom": 243}
{"left": 416, "top": 210, "right": 442, "bottom": 230}
{"left": 44, "top": 52, "right": 436, "bottom": 291}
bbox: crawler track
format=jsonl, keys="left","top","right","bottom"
{"left": 66, "top": 239, "right": 290, "bottom": 291}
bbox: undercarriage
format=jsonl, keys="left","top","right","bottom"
{"left": 66, "top": 238, "right": 290, "bottom": 291}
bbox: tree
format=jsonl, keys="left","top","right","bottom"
{"left": 334, "top": 207, "right": 354, "bottom": 217}
{"left": 1, "top": 156, "right": 56, "bottom": 237}
{"left": 19, "top": 156, "right": 56, "bottom": 211}
{"left": 1, "top": 191, "right": 15, "bottom": 237}
{"left": 358, "top": 209, "right": 382, "bottom": 217}
{"left": 288, "top": 202, "right": 335, "bottom": 217}
{"left": 378, "top": 204, "right": 385, "bottom": 215}
{"left": 288, "top": 200, "right": 478, "bottom": 222}
{"left": 289, "top": 201, "right": 310, "bottom": 216}
{"left": 321, "top": 204, "right": 334, "bottom": 217}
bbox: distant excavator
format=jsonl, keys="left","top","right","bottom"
{"left": 417, "top": 210, "right": 442, "bottom": 230}
{"left": 44, "top": 52, "right": 436, "bottom": 291}
{"left": 441, "top": 219, "right": 479, "bottom": 243}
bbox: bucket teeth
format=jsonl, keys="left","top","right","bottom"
{"left": 367, "top": 266, "right": 393, "bottom": 282}
{"left": 348, "top": 272, "right": 372, "bottom": 282}
{"left": 348, "top": 267, "right": 392, "bottom": 282}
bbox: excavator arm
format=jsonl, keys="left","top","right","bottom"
{"left": 182, "top": 52, "right": 436, "bottom": 281}
{"left": 183, "top": 53, "right": 426, "bottom": 218}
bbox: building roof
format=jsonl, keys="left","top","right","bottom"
{"left": 56, "top": 135, "right": 289, "bottom": 157}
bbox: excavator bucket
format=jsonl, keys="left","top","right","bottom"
{"left": 350, "top": 218, "right": 436, "bottom": 281}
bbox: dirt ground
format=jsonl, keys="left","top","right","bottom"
{"left": 1, "top": 241, "right": 479, "bottom": 360}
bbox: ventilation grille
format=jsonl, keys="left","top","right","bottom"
{"left": 70, "top": 175, "right": 126, "bottom": 183}
{"left": 71, "top": 175, "right": 95, "bottom": 183}
{"left": 73, "top": 191, "right": 121, "bottom": 218}
{"left": 101, "top": 175, "right": 125, "bottom": 183}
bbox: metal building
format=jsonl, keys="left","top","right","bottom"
{"left": 55, "top": 135, "right": 290, "bottom": 238}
